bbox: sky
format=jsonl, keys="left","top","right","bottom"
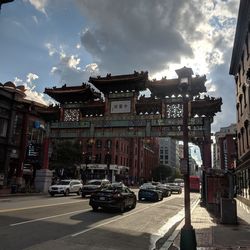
{"left": 0, "top": 0, "right": 240, "bottom": 164}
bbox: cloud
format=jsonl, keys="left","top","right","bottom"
{"left": 77, "top": 0, "right": 202, "bottom": 74}
{"left": 14, "top": 74, "right": 50, "bottom": 106}
{"left": 74, "top": 0, "right": 238, "bottom": 133}
{"left": 25, "top": 0, "right": 48, "bottom": 16}
{"left": 45, "top": 43, "right": 100, "bottom": 85}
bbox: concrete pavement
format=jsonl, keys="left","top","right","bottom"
{"left": 1, "top": 189, "right": 249, "bottom": 250}
{"left": 160, "top": 198, "right": 250, "bottom": 250}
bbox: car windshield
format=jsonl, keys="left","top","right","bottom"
{"left": 104, "top": 183, "right": 123, "bottom": 191}
{"left": 157, "top": 184, "right": 167, "bottom": 188}
{"left": 168, "top": 183, "right": 179, "bottom": 186}
{"left": 58, "top": 180, "right": 70, "bottom": 185}
{"left": 140, "top": 184, "right": 156, "bottom": 190}
{"left": 86, "top": 180, "right": 102, "bottom": 185}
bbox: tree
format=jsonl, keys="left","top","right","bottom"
{"left": 49, "top": 140, "right": 82, "bottom": 178}
{"left": 152, "top": 164, "right": 173, "bottom": 182}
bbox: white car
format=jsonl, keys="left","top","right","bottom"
{"left": 48, "top": 179, "right": 83, "bottom": 196}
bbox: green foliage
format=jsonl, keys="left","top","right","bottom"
{"left": 50, "top": 140, "right": 82, "bottom": 170}
{"left": 173, "top": 168, "right": 183, "bottom": 179}
{"left": 152, "top": 164, "right": 183, "bottom": 182}
{"left": 152, "top": 164, "right": 173, "bottom": 182}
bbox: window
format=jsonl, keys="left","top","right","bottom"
{"left": 96, "top": 140, "right": 102, "bottom": 148}
{"left": 243, "top": 85, "right": 247, "bottom": 107}
{"left": 246, "top": 34, "right": 249, "bottom": 59}
{"left": 241, "top": 52, "right": 245, "bottom": 74}
{"left": 106, "top": 139, "right": 112, "bottom": 149}
{"left": 0, "top": 118, "right": 8, "bottom": 137}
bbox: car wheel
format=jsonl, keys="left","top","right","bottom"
{"left": 64, "top": 189, "right": 69, "bottom": 196}
{"left": 120, "top": 202, "right": 125, "bottom": 213}
{"left": 131, "top": 198, "right": 136, "bottom": 209}
{"left": 77, "top": 189, "right": 81, "bottom": 195}
{"left": 160, "top": 194, "right": 163, "bottom": 201}
{"left": 92, "top": 205, "right": 99, "bottom": 211}
{"left": 154, "top": 193, "right": 159, "bottom": 202}
{"left": 50, "top": 193, "right": 55, "bottom": 197}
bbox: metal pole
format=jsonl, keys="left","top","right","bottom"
{"left": 180, "top": 93, "right": 197, "bottom": 250}
{"left": 183, "top": 95, "right": 191, "bottom": 227}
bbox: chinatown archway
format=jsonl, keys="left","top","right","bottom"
{"left": 35, "top": 67, "right": 222, "bottom": 250}
{"left": 40, "top": 67, "right": 221, "bottom": 175}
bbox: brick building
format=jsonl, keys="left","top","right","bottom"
{"left": 229, "top": 0, "right": 250, "bottom": 205}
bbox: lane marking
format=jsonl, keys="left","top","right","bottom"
{"left": 10, "top": 208, "right": 91, "bottom": 226}
{"left": 71, "top": 196, "right": 177, "bottom": 237}
{"left": 10, "top": 196, "right": 175, "bottom": 227}
{"left": 0, "top": 200, "right": 87, "bottom": 213}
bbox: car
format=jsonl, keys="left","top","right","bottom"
{"left": 156, "top": 183, "right": 172, "bottom": 197}
{"left": 138, "top": 183, "right": 163, "bottom": 201}
{"left": 89, "top": 182, "right": 137, "bottom": 212}
{"left": 167, "top": 183, "right": 182, "bottom": 194}
{"left": 48, "top": 179, "right": 83, "bottom": 196}
{"left": 81, "top": 179, "right": 111, "bottom": 198}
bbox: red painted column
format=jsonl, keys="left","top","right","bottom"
{"left": 203, "top": 138, "right": 212, "bottom": 169}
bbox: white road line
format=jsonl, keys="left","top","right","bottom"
{"left": 10, "top": 208, "right": 91, "bottom": 226}
{"left": 0, "top": 200, "right": 87, "bottom": 213}
{"left": 71, "top": 197, "right": 176, "bottom": 237}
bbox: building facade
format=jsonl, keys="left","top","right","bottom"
{"left": 159, "top": 137, "right": 179, "bottom": 169}
{"left": 229, "top": 0, "right": 250, "bottom": 205}
{"left": 214, "top": 124, "right": 237, "bottom": 170}
{"left": 0, "top": 82, "right": 47, "bottom": 191}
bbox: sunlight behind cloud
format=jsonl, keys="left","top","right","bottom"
{"left": 26, "top": 0, "right": 48, "bottom": 16}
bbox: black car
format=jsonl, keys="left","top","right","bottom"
{"left": 156, "top": 183, "right": 172, "bottom": 197}
{"left": 89, "top": 182, "right": 137, "bottom": 212}
{"left": 138, "top": 183, "right": 163, "bottom": 201}
{"left": 81, "top": 179, "right": 111, "bottom": 197}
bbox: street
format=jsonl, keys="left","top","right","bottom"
{"left": 0, "top": 190, "right": 200, "bottom": 250}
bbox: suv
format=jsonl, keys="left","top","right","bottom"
{"left": 81, "top": 179, "right": 111, "bottom": 197}
{"left": 167, "top": 183, "right": 182, "bottom": 194}
{"left": 48, "top": 179, "right": 83, "bottom": 196}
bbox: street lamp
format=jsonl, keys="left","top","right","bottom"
{"left": 176, "top": 67, "right": 197, "bottom": 250}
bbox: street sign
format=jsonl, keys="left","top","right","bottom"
{"left": 180, "top": 158, "right": 188, "bottom": 175}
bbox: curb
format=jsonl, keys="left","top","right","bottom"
{"left": 157, "top": 198, "right": 200, "bottom": 250}
{"left": 0, "top": 192, "right": 46, "bottom": 199}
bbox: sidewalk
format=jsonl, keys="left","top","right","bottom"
{"left": 160, "top": 198, "right": 250, "bottom": 250}
{"left": 0, "top": 188, "right": 44, "bottom": 198}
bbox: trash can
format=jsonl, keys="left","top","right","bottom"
{"left": 220, "top": 198, "right": 237, "bottom": 224}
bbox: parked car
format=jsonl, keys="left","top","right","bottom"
{"left": 81, "top": 179, "right": 111, "bottom": 198}
{"left": 167, "top": 183, "right": 182, "bottom": 194}
{"left": 156, "top": 183, "right": 172, "bottom": 197}
{"left": 89, "top": 182, "right": 137, "bottom": 212}
{"left": 48, "top": 179, "right": 83, "bottom": 196}
{"left": 138, "top": 183, "right": 163, "bottom": 201}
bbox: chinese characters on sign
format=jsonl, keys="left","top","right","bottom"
{"left": 110, "top": 100, "right": 131, "bottom": 113}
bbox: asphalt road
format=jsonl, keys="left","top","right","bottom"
{"left": 0, "top": 190, "right": 200, "bottom": 250}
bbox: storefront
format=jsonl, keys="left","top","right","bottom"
{"left": 84, "top": 164, "right": 129, "bottom": 183}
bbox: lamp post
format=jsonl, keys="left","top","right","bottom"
{"left": 176, "top": 67, "right": 197, "bottom": 250}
